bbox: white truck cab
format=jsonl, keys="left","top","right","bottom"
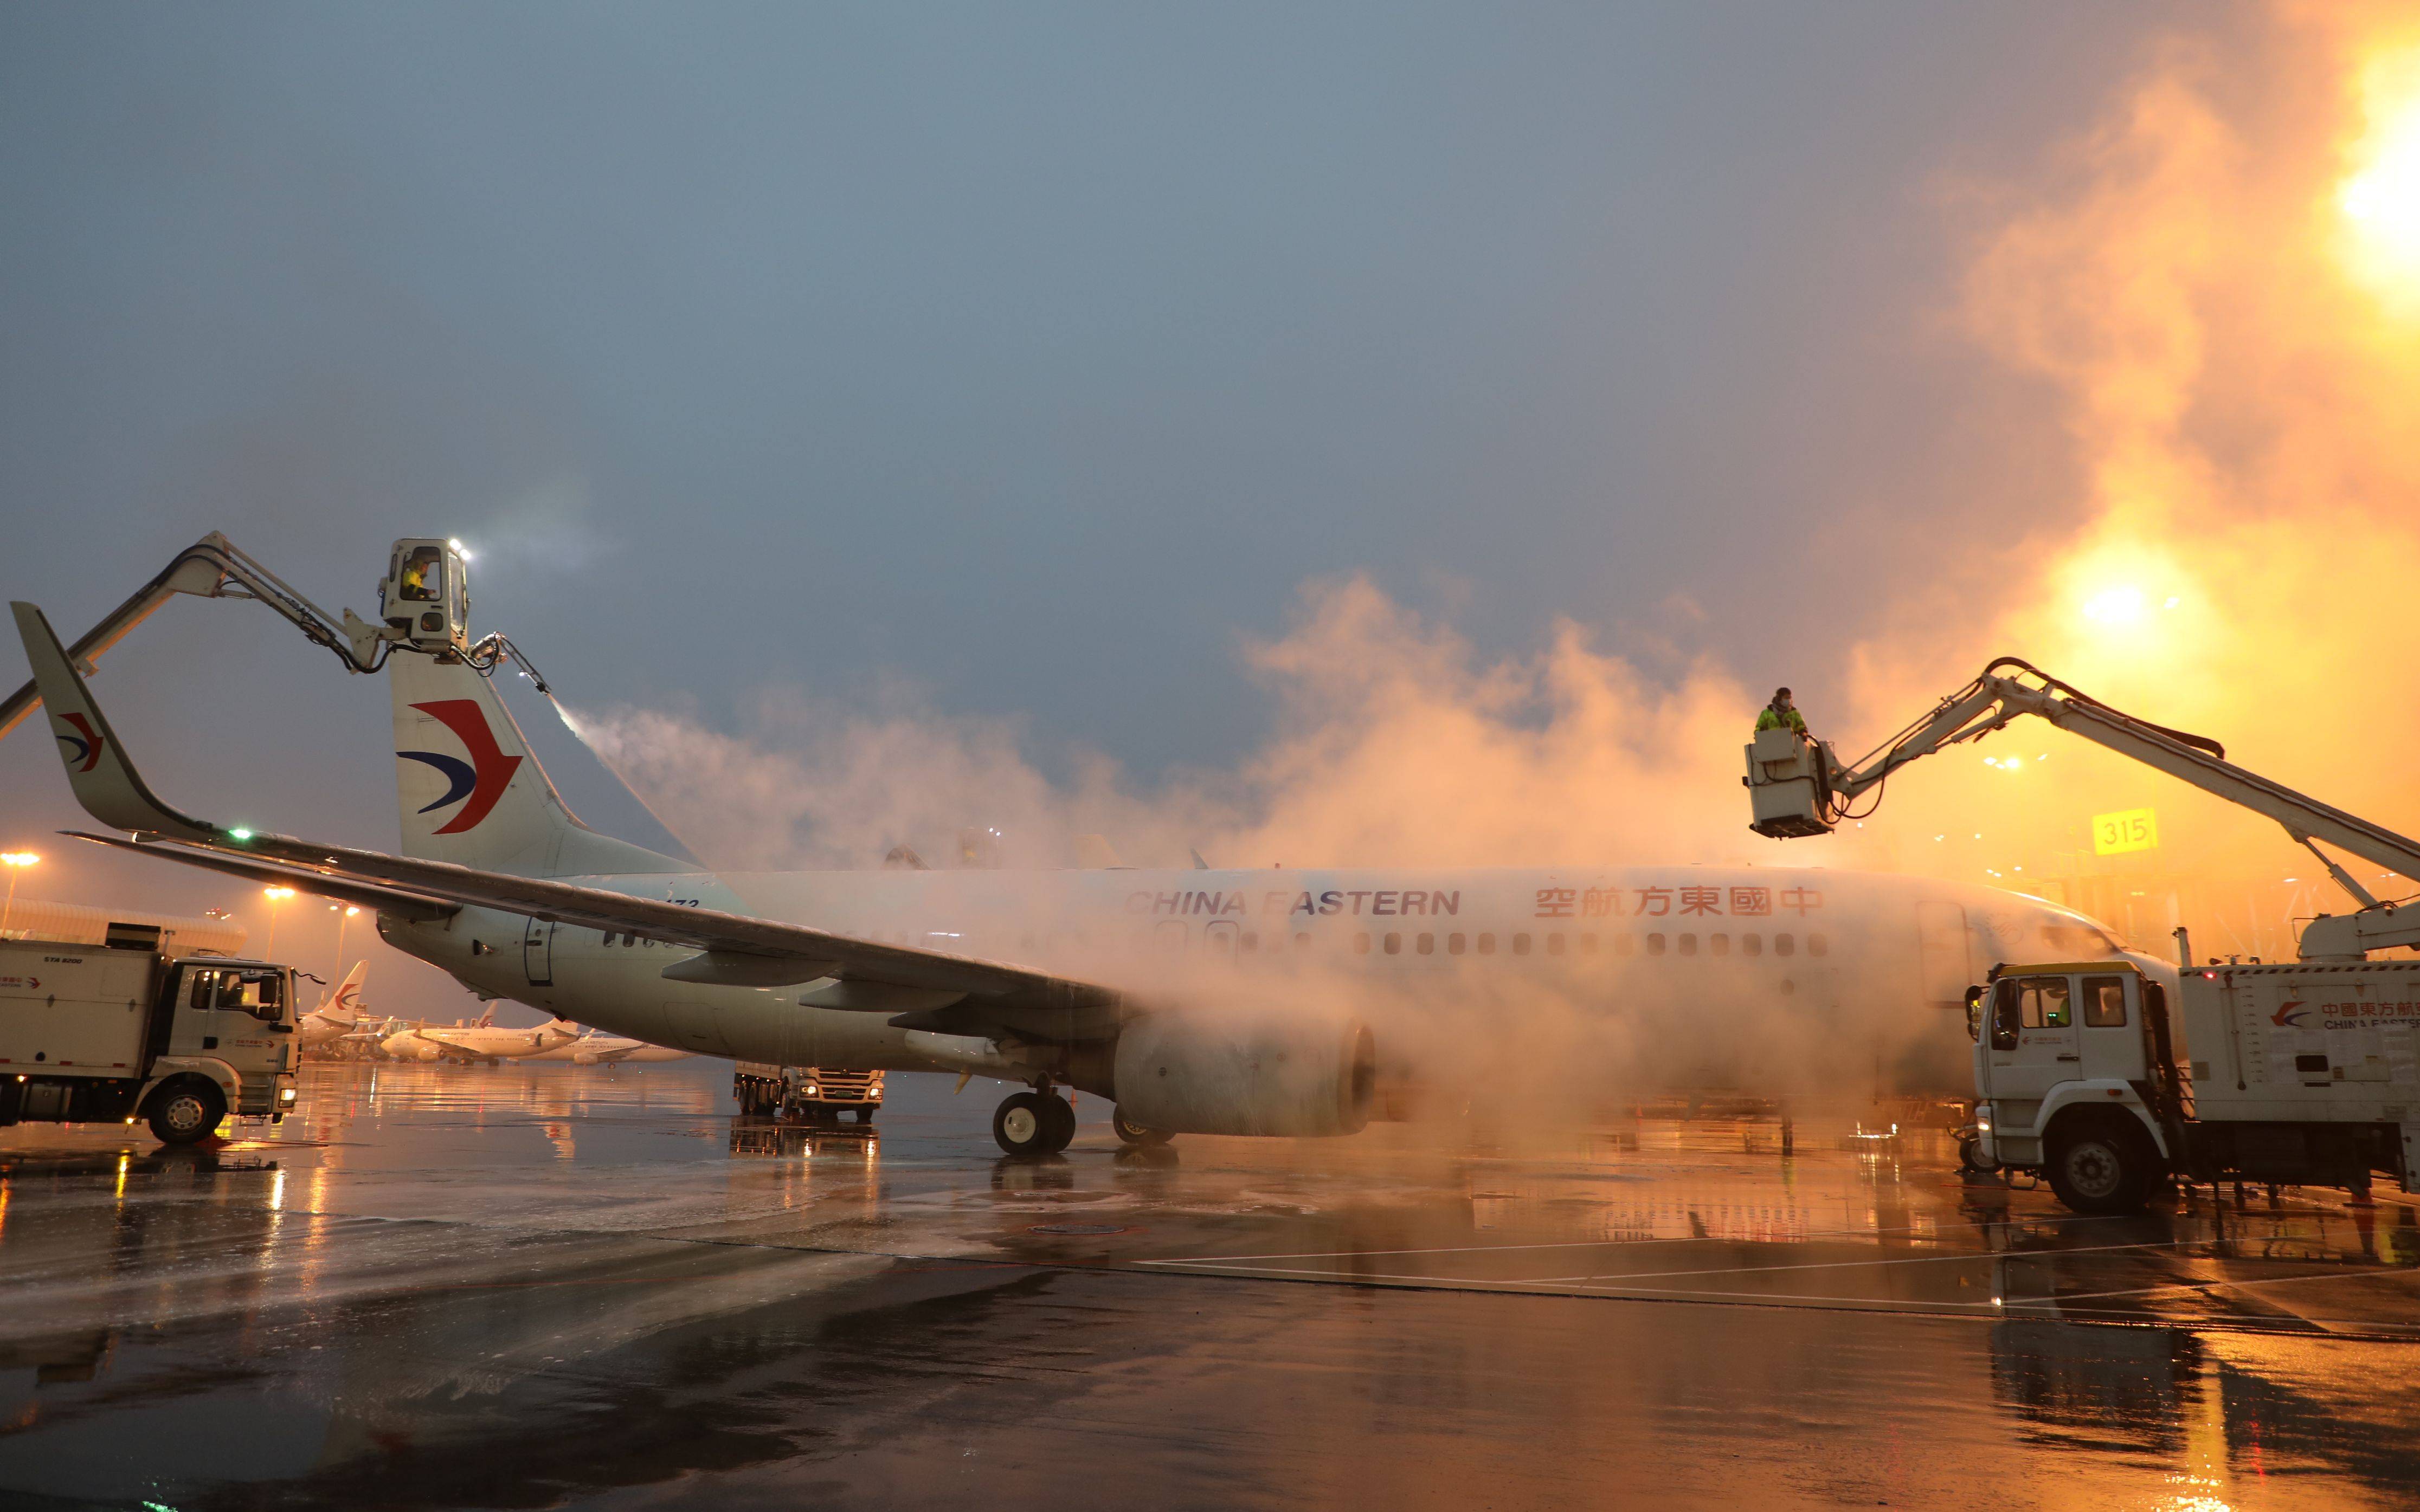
{"left": 1970, "top": 960, "right": 2189, "bottom": 1213}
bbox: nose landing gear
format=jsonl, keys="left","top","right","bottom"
{"left": 994, "top": 1086, "right": 1077, "bottom": 1158}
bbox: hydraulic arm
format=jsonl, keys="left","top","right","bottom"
{"left": 0, "top": 532, "right": 554, "bottom": 742}
{"left": 1743, "top": 657, "right": 2420, "bottom": 960}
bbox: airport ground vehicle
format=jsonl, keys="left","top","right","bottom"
{"left": 0, "top": 931, "right": 299, "bottom": 1143}
{"left": 733, "top": 1062, "right": 884, "bottom": 1123}
{"left": 1748, "top": 657, "right": 2420, "bottom": 1212}
{"left": 1966, "top": 955, "right": 2415, "bottom": 1212}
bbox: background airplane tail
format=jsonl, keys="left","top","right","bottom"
{"left": 388, "top": 653, "right": 688, "bottom": 878}
{"left": 319, "top": 961, "right": 368, "bottom": 1024}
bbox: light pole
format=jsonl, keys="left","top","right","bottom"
{"left": 331, "top": 903, "right": 360, "bottom": 980}
{"left": 261, "top": 886, "right": 295, "bottom": 957}
{"left": 0, "top": 852, "right": 38, "bottom": 938}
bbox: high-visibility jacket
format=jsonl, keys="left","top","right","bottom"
{"left": 1755, "top": 704, "right": 1807, "bottom": 735}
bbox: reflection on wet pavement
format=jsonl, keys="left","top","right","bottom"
{"left": 2, "top": 1061, "right": 2416, "bottom": 1508}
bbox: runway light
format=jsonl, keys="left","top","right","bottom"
{"left": 263, "top": 886, "right": 295, "bottom": 900}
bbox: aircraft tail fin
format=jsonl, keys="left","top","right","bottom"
{"left": 320, "top": 961, "right": 368, "bottom": 1024}
{"left": 388, "top": 652, "right": 687, "bottom": 878}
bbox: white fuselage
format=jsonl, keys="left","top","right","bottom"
{"left": 378, "top": 863, "right": 2166, "bottom": 1096}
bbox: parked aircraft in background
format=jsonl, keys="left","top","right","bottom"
{"left": 14, "top": 545, "right": 2171, "bottom": 1158}
{"left": 295, "top": 961, "right": 369, "bottom": 1049}
{"left": 381, "top": 1008, "right": 583, "bottom": 1064}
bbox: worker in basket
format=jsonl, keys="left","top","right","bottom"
{"left": 1754, "top": 687, "right": 1807, "bottom": 738}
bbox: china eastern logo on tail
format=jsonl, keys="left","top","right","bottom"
{"left": 397, "top": 700, "right": 522, "bottom": 833}
{"left": 2271, "top": 1000, "right": 2309, "bottom": 1028}
{"left": 54, "top": 712, "right": 105, "bottom": 773}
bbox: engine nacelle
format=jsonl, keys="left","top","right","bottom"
{"left": 1111, "top": 1009, "right": 1375, "bottom": 1137}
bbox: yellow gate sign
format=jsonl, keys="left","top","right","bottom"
{"left": 2092, "top": 807, "right": 2159, "bottom": 856}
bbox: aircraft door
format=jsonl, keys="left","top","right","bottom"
{"left": 1916, "top": 902, "right": 1972, "bottom": 1010}
{"left": 523, "top": 916, "right": 554, "bottom": 987}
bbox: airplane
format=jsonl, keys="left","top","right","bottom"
{"left": 295, "top": 961, "right": 369, "bottom": 1049}
{"left": 522, "top": 1028, "right": 695, "bottom": 1065}
{"left": 381, "top": 1006, "right": 584, "bottom": 1064}
{"left": 10, "top": 557, "right": 2171, "bottom": 1159}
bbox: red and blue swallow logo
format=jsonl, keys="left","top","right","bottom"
{"left": 2271, "top": 999, "right": 2309, "bottom": 1028}
{"left": 397, "top": 700, "right": 522, "bottom": 834}
{"left": 55, "top": 712, "right": 104, "bottom": 773}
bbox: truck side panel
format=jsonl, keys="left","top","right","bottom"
{"left": 2188, "top": 963, "right": 2420, "bottom": 1125}
{"left": 0, "top": 945, "right": 152, "bottom": 1074}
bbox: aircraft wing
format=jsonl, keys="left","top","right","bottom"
{"left": 13, "top": 601, "right": 1123, "bottom": 1042}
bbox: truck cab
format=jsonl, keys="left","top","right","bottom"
{"left": 1970, "top": 960, "right": 2187, "bottom": 1213}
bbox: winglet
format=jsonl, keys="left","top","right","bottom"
{"left": 11, "top": 602, "right": 222, "bottom": 843}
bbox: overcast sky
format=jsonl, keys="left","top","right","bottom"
{"left": 0, "top": 3, "right": 2228, "bottom": 1003}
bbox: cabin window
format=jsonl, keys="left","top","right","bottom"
{"left": 1742, "top": 933, "right": 1763, "bottom": 957}
{"left": 1774, "top": 933, "right": 1795, "bottom": 958}
{"left": 1512, "top": 933, "right": 1532, "bottom": 956}
{"left": 2083, "top": 975, "right": 2127, "bottom": 1027}
{"left": 1546, "top": 933, "right": 1565, "bottom": 957}
{"left": 1383, "top": 932, "right": 1401, "bottom": 955}
{"left": 1807, "top": 934, "right": 1829, "bottom": 957}
{"left": 1477, "top": 933, "right": 1497, "bottom": 955}
{"left": 1579, "top": 933, "right": 1598, "bottom": 954}
{"left": 1614, "top": 933, "right": 1635, "bottom": 957}
{"left": 1240, "top": 932, "right": 1258, "bottom": 953}
{"left": 1294, "top": 932, "right": 1312, "bottom": 951}
{"left": 1709, "top": 933, "right": 1729, "bottom": 957}
{"left": 2021, "top": 978, "right": 2071, "bottom": 1029}
{"left": 1417, "top": 933, "right": 1434, "bottom": 955}
{"left": 1353, "top": 933, "right": 1372, "bottom": 955}
{"left": 1677, "top": 933, "right": 1697, "bottom": 957}
{"left": 1646, "top": 933, "right": 1666, "bottom": 956}
{"left": 1447, "top": 933, "right": 1466, "bottom": 955}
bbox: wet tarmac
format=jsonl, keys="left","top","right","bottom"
{"left": 3, "top": 1061, "right": 2417, "bottom": 1509}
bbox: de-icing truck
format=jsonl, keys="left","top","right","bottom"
{"left": 0, "top": 926, "right": 299, "bottom": 1143}
{"left": 1745, "top": 656, "right": 2420, "bottom": 1214}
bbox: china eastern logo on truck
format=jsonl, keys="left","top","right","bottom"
{"left": 2296, "top": 999, "right": 2420, "bottom": 1028}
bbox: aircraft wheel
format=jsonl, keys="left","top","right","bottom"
{"left": 1039, "top": 1092, "right": 1077, "bottom": 1153}
{"left": 994, "top": 1091, "right": 1054, "bottom": 1158}
{"left": 1112, "top": 1107, "right": 1173, "bottom": 1147}
{"left": 147, "top": 1081, "right": 225, "bottom": 1146}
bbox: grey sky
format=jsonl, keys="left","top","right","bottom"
{"left": 0, "top": 3, "right": 2219, "bottom": 998}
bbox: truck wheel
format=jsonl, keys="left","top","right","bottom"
{"left": 2046, "top": 1115, "right": 2157, "bottom": 1216}
{"left": 147, "top": 1082, "right": 225, "bottom": 1146}
{"left": 1112, "top": 1107, "right": 1173, "bottom": 1147}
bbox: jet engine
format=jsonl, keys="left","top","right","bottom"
{"left": 1111, "top": 1009, "right": 1375, "bottom": 1137}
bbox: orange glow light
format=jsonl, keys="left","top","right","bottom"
{"left": 2339, "top": 48, "right": 2420, "bottom": 302}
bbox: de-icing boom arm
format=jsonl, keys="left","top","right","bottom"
{"left": 1743, "top": 657, "right": 2420, "bottom": 958}
{"left": 0, "top": 531, "right": 557, "bottom": 743}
